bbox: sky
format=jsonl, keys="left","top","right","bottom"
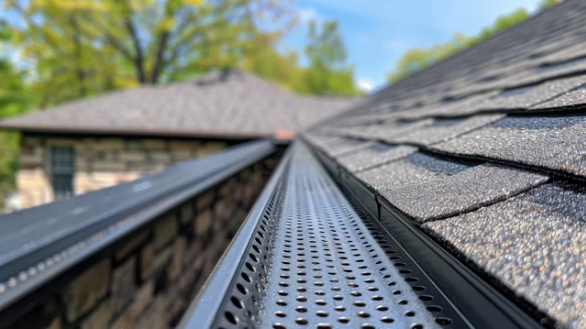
{"left": 283, "top": 0, "right": 544, "bottom": 93}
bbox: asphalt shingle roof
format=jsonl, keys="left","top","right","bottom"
{"left": 303, "top": 0, "right": 586, "bottom": 327}
{"left": 423, "top": 182, "right": 586, "bottom": 329}
{"left": 0, "top": 70, "right": 355, "bottom": 139}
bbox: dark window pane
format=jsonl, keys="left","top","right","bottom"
{"left": 50, "top": 146, "right": 75, "bottom": 199}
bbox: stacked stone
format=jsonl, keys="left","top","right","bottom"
{"left": 17, "top": 136, "right": 227, "bottom": 209}
{"left": 7, "top": 154, "right": 279, "bottom": 329}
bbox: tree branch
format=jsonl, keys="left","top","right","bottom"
{"left": 124, "top": 18, "right": 146, "bottom": 83}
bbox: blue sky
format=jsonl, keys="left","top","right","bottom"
{"left": 283, "top": 0, "right": 544, "bottom": 92}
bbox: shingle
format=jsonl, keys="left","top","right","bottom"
{"left": 356, "top": 153, "right": 473, "bottom": 190}
{"left": 378, "top": 163, "right": 548, "bottom": 222}
{"left": 336, "top": 143, "right": 417, "bottom": 173}
{"left": 303, "top": 134, "right": 346, "bottom": 149}
{"left": 335, "top": 119, "right": 430, "bottom": 141}
{"left": 385, "top": 115, "right": 503, "bottom": 146}
{"left": 327, "top": 138, "right": 375, "bottom": 157}
{"left": 423, "top": 183, "right": 586, "bottom": 329}
{"left": 531, "top": 85, "right": 586, "bottom": 109}
{"left": 486, "top": 75, "right": 586, "bottom": 109}
{"left": 433, "top": 115, "right": 586, "bottom": 178}
{"left": 512, "top": 57, "right": 586, "bottom": 86}
{"left": 0, "top": 70, "right": 356, "bottom": 137}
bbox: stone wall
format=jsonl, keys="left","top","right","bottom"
{"left": 17, "top": 136, "right": 227, "bottom": 209}
{"left": 8, "top": 155, "right": 279, "bottom": 329}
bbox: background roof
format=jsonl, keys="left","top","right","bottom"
{"left": 0, "top": 70, "right": 355, "bottom": 139}
{"left": 305, "top": 0, "right": 586, "bottom": 327}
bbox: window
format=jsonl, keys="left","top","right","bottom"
{"left": 50, "top": 146, "right": 75, "bottom": 199}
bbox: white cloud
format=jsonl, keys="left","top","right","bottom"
{"left": 357, "top": 79, "right": 375, "bottom": 93}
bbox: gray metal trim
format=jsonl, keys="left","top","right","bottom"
{"left": 0, "top": 140, "right": 276, "bottom": 314}
{"left": 179, "top": 143, "right": 293, "bottom": 329}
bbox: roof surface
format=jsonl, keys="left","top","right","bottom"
{"left": 0, "top": 70, "right": 355, "bottom": 139}
{"left": 304, "top": 1, "right": 586, "bottom": 327}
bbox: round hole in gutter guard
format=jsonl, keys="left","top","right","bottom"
{"left": 412, "top": 324, "right": 424, "bottom": 329}
{"left": 236, "top": 284, "right": 247, "bottom": 295}
{"left": 295, "top": 318, "right": 308, "bottom": 325}
{"left": 316, "top": 310, "right": 328, "bottom": 317}
{"left": 419, "top": 295, "right": 434, "bottom": 302}
{"left": 275, "top": 311, "right": 286, "bottom": 318}
{"left": 225, "top": 311, "right": 238, "bottom": 324}
{"left": 361, "top": 325, "right": 375, "bottom": 329}
{"left": 427, "top": 305, "right": 443, "bottom": 313}
{"left": 241, "top": 272, "right": 252, "bottom": 282}
{"left": 436, "top": 317, "right": 453, "bottom": 325}
{"left": 338, "top": 317, "right": 350, "bottom": 323}
{"left": 335, "top": 306, "right": 346, "bottom": 312}
{"left": 273, "top": 324, "right": 285, "bottom": 329}
{"left": 405, "top": 311, "right": 416, "bottom": 317}
{"left": 296, "top": 306, "right": 307, "bottom": 313}
{"left": 317, "top": 324, "right": 332, "bottom": 329}
{"left": 231, "top": 296, "right": 243, "bottom": 309}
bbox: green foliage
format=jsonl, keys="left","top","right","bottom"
{"left": 0, "top": 21, "right": 32, "bottom": 210}
{"left": 300, "top": 20, "right": 360, "bottom": 96}
{"left": 387, "top": 7, "right": 534, "bottom": 84}
{"left": 241, "top": 33, "right": 305, "bottom": 92}
{"left": 240, "top": 19, "right": 360, "bottom": 96}
{"left": 540, "top": 0, "right": 559, "bottom": 9}
{"left": 6, "top": 0, "right": 295, "bottom": 106}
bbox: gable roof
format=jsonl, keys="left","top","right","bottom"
{"left": 304, "top": 0, "right": 586, "bottom": 327}
{"left": 0, "top": 70, "right": 355, "bottom": 139}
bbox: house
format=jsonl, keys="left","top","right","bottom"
{"left": 0, "top": 70, "right": 355, "bottom": 209}
{"left": 5, "top": 1, "right": 586, "bottom": 329}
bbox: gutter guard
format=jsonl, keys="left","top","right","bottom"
{"left": 180, "top": 143, "right": 480, "bottom": 328}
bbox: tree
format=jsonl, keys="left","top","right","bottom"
{"left": 240, "top": 32, "right": 305, "bottom": 92}
{"left": 302, "top": 20, "right": 360, "bottom": 96}
{"left": 0, "top": 21, "right": 33, "bottom": 210}
{"left": 540, "top": 0, "right": 561, "bottom": 9}
{"left": 386, "top": 5, "right": 548, "bottom": 84}
{"left": 6, "top": 0, "right": 294, "bottom": 104}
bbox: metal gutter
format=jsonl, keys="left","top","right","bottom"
{"left": 182, "top": 142, "right": 520, "bottom": 329}
{"left": 0, "top": 140, "right": 276, "bottom": 319}
{"left": 306, "top": 140, "right": 547, "bottom": 329}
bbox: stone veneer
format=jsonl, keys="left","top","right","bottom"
{"left": 7, "top": 154, "right": 280, "bottom": 329}
{"left": 17, "top": 135, "right": 227, "bottom": 209}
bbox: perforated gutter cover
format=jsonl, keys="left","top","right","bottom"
{"left": 180, "top": 142, "right": 542, "bottom": 329}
